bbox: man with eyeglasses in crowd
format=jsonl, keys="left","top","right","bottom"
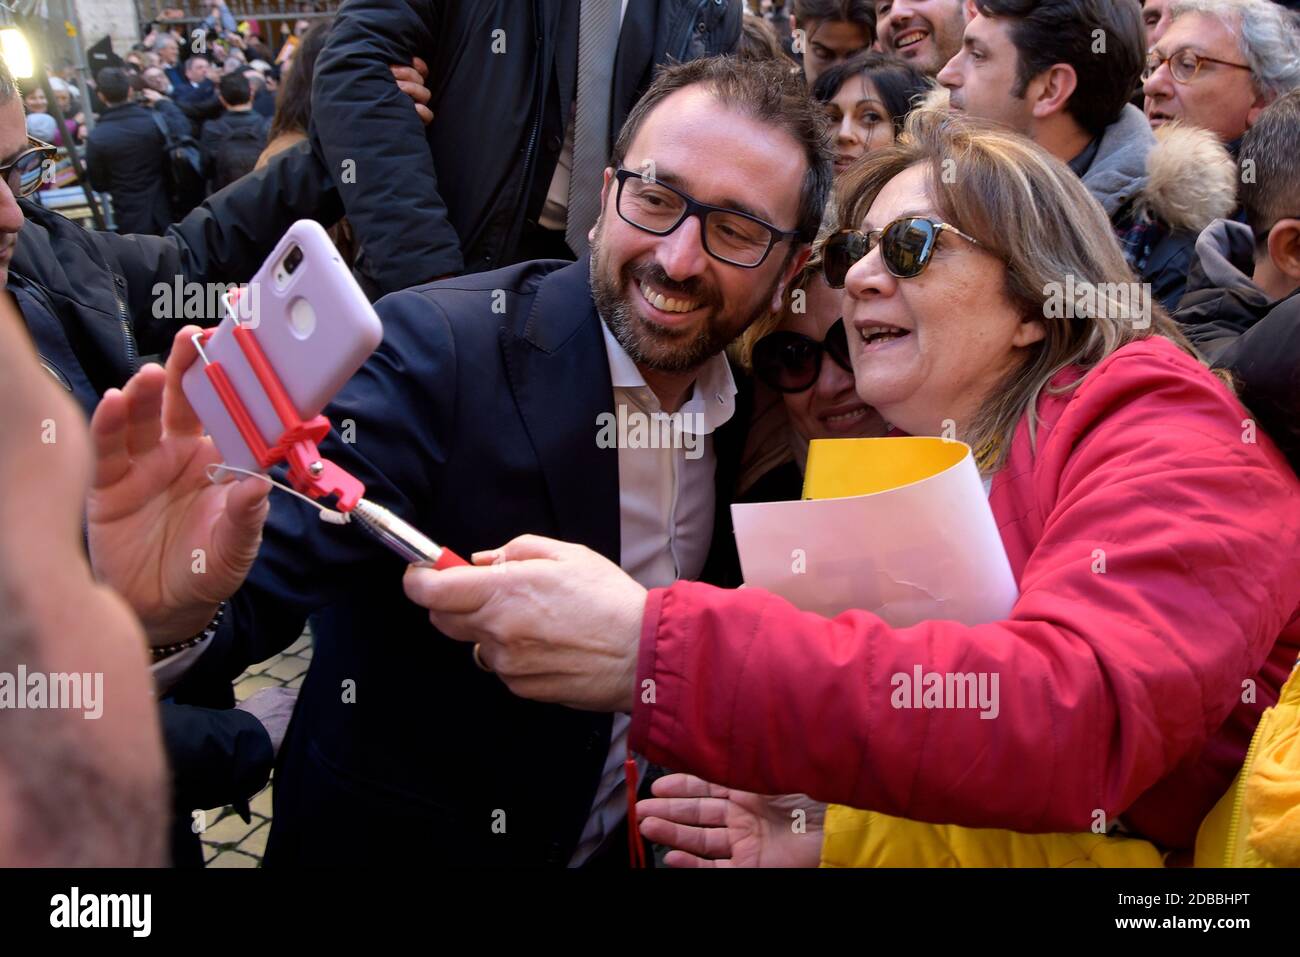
{"left": 1144, "top": 0, "right": 1300, "bottom": 151}
{"left": 88, "top": 55, "right": 827, "bottom": 868}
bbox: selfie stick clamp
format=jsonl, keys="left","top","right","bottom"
{"left": 192, "top": 294, "right": 365, "bottom": 511}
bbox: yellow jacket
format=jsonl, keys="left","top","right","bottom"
{"left": 1195, "top": 661, "right": 1300, "bottom": 867}
{"left": 820, "top": 662, "right": 1300, "bottom": 868}
{"left": 820, "top": 810, "right": 1166, "bottom": 868}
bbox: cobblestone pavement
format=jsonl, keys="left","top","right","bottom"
{"left": 201, "top": 633, "right": 312, "bottom": 867}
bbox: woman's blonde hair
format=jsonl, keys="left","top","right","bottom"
{"left": 831, "top": 108, "right": 1203, "bottom": 471}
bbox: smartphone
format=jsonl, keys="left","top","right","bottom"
{"left": 182, "top": 220, "right": 383, "bottom": 473}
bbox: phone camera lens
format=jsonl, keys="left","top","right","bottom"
{"left": 284, "top": 246, "right": 304, "bottom": 275}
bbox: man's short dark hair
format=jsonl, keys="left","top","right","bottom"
{"left": 795, "top": 0, "right": 876, "bottom": 29}
{"left": 218, "top": 71, "right": 251, "bottom": 106}
{"left": 1240, "top": 89, "right": 1300, "bottom": 242}
{"left": 610, "top": 56, "right": 833, "bottom": 243}
{"left": 974, "top": 0, "right": 1146, "bottom": 137}
{"left": 96, "top": 68, "right": 130, "bottom": 105}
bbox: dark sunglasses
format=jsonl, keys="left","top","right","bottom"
{"left": 0, "top": 136, "right": 57, "bottom": 199}
{"left": 752, "top": 317, "right": 853, "bottom": 393}
{"left": 823, "top": 216, "right": 981, "bottom": 288}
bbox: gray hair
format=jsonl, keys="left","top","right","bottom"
{"left": 0, "top": 56, "right": 16, "bottom": 104}
{"left": 1170, "top": 0, "right": 1300, "bottom": 98}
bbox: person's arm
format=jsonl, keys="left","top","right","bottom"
{"left": 402, "top": 347, "right": 1300, "bottom": 835}
{"left": 88, "top": 141, "right": 342, "bottom": 357}
{"left": 159, "top": 701, "right": 275, "bottom": 814}
{"left": 630, "top": 355, "right": 1300, "bottom": 832}
{"left": 310, "top": 0, "right": 461, "bottom": 293}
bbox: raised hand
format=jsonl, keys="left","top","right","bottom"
{"left": 87, "top": 326, "right": 270, "bottom": 646}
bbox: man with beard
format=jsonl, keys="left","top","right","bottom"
{"left": 873, "top": 0, "right": 969, "bottom": 75}
{"left": 91, "top": 55, "right": 828, "bottom": 867}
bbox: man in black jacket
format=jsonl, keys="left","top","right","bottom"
{"left": 312, "top": 0, "right": 743, "bottom": 297}
{"left": 199, "top": 72, "right": 272, "bottom": 193}
{"left": 88, "top": 56, "right": 828, "bottom": 867}
{"left": 1176, "top": 90, "right": 1300, "bottom": 474}
{"left": 85, "top": 68, "right": 172, "bottom": 235}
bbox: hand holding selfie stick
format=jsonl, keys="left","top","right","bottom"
{"left": 191, "top": 288, "right": 468, "bottom": 569}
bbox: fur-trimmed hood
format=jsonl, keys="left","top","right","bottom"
{"left": 1137, "top": 122, "right": 1239, "bottom": 233}
{"left": 1072, "top": 106, "right": 1236, "bottom": 231}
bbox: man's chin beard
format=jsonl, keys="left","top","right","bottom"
{"left": 594, "top": 282, "right": 725, "bottom": 374}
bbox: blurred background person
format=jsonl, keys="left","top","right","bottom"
{"left": 85, "top": 67, "right": 172, "bottom": 235}
{"left": 200, "top": 72, "right": 271, "bottom": 194}
{"left": 1143, "top": 0, "right": 1175, "bottom": 46}
{"left": 172, "top": 54, "right": 216, "bottom": 110}
{"left": 739, "top": 7, "right": 802, "bottom": 70}
{"left": 257, "top": 20, "right": 327, "bottom": 166}
{"left": 0, "top": 288, "right": 167, "bottom": 867}
{"left": 245, "top": 67, "right": 276, "bottom": 119}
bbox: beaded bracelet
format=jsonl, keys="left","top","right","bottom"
{"left": 150, "top": 601, "right": 227, "bottom": 663}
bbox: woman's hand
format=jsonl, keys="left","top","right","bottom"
{"left": 637, "top": 773, "right": 825, "bottom": 868}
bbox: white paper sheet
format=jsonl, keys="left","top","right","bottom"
{"left": 731, "top": 440, "right": 1018, "bottom": 627}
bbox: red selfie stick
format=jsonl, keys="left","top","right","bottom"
{"left": 195, "top": 290, "right": 467, "bottom": 569}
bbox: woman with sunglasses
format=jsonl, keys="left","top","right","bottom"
{"left": 415, "top": 111, "right": 1300, "bottom": 868}
{"left": 731, "top": 257, "right": 886, "bottom": 502}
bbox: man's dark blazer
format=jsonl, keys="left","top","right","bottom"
{"left": 186, "top": 256, "right": 751, "bottom": 866}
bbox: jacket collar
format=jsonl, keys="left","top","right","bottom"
{"left": 1183, "top": 217, "right": 1272, "bottom": 314}
{"left": 501, "top": 255, "right": 622, "bottom": 563}
{"left": 1081, "top": 104, "right": 1153, "bottom": 218}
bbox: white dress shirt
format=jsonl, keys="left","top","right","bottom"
{"left": 568, "top": 320, "right": 738, "bottom": 866}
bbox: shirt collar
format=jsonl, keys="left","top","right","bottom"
{"left": 600, "top": 319, "right": 738, "bottom": 433}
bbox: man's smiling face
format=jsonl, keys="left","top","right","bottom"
{"left": 875, "top": 0, "right": 969, "bottom": 75}
{"left": 589, "top": 86, "right": 810, "bottom": 375}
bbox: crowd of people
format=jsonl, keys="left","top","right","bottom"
{"left": 3, "top": 0, "right": 1300, "bottom": 874}
{"left": 23, "top": 7, "right": 318, "bottom": 235}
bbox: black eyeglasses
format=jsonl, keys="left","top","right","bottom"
{"left": 822, "top": 217, "right": 981, "bottom": 288}
{"left": 614, "top": 168, "right": 800, "bottom": 268}
{"left": 0, "top": 136, "right": 57, "bottom": 199}
{"left": 1143, "top": 47, "right": 1251, "bottom": 84}
{"left": 752, "top": 317, "right": 853, "bottom": 393}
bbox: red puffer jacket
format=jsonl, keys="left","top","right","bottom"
{"left": 629, "top": 337, "right": 1300, "bottom": 853}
